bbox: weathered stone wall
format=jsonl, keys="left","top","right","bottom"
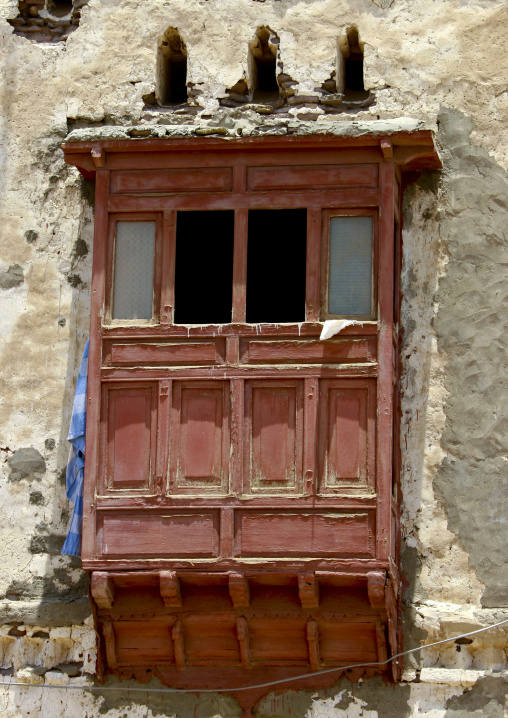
{"left": 0, "top": 0, "right": 507, "bottom": 715}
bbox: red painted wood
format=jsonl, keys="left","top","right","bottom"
{"left": 247, "top": 164, "right": 378, "bottom": 191}
{"left": 106, "top": 188, "right": 380, "bottom": 212}
{"left": 234, "top": 511, "right": 374, "bottom": 558}
{"left": 82, "top": 168, "right": 109, "bottom": 562}
{"left": 57, "top": 136, "right": 441, "bottom": 688}
{"left": 98, "top": 511, "right": 220, "bottom": 557}
{"left": 240, "top": 338, "right": 376, "bottom": 364}
{"left": 110, "top": 167, "right": 233, "bottom": 194}
{"left": 109, "top": 341, "right": 225, "bottom": 366}
{"left": 103, "top": 384, "right": 156, "bottom": 492}
{"left": 377, "top": 161, "right": 396, "bottom": 562}
{"left": 318, "top": 380, "right": 376, "bottom": 493}
{"left": 170, "top": 382, "right": 230, "bottom": 494}
{"left": 244, "top": 381, "right": 303, "bottom": 494}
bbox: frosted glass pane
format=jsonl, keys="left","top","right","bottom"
{"left": 328, "top": 216, "right": 373, "bottom": 316}
{"left": 112, "top": 221, "right": 155, "bottom": 320}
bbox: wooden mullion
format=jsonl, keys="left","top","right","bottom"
{"left": 161, "top": 210, "right": 176, "bottom": 325}
{"left": 156, "top": 379, "right": 171, "bottom": 495}
{"left": 376, "top": 161, "right": 396, "bottom": 562}
{"left": 306, "top": 208, "right": 321, "bottom": 322}
{"left": 232, "top": 208, "right": 248, "bottom": 323}
{"left": 230, "top": 378, "right": 244, "bottom": 495}
{"left": 303, "top": 376, "right": 318, "bottom": 496}
{"left": 82, "top": 168, "right": 109, "bottom": 563}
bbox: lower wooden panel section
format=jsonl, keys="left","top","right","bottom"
{"left": 98, "top": 511, "right": 220, "bottom": 558}
{"left": 234, "top": 510, "right": 375, "bottom": 558}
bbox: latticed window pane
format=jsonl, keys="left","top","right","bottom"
{"left": 112, "top": 221, "right": 155, "bottom": 320}
{"left": 328, "top": 216, "right": 373, "bottom": 316}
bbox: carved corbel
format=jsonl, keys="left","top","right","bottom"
{"left": 367, "top": 570, "right": 386, "bottom": 608}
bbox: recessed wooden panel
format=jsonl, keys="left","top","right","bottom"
{"left": 107, "top": 340, "right": 225, "bottom": 366}
{"left": 249, "top": 617, "right": 308, "bottom": 663}
{"left": 103, "top": 384, "right": 156, "bottom": 492}
{"left": 234, "top": 511, "right": 374, "bottom": 557}
{"left": 244, "top": 381, "right": 303, "bottom": 494}
{"left": 171, "top": 382, "right": 230, "bottom": 494}
{"left": 247, "top": 164, "right": 378, "bottom": 192}
{"left": 240, "top": 338, "right": 376, "bottom": 364}
{"left": 183, "top": 616, "right": 241, "bottom": 665}
{"left": 99, "top": 512, "right": 220, "bottom": 557}
{"left": 114, "top": 621, "right": 174, "bottom": 665}
{"left": 110, "top": 168, "right": 233, "bottom": 194}
{"left": 319, "top": 621, "right": 378, "bottom": 662}
{"left": 318, "top": 379, "right": 376, "bottom": 493}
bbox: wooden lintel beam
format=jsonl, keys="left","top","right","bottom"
{"left": 298, "top": 573, "right": 319, "bottom": 609}
{"left": 172, "top": 620, "right": 186, "bottom": 670}
{"left": 102, "top": 620, "right": 117, "bottom": 669}
{"left": 237, "top": 617, "right": 251, "bottom": 670}
{"left": 306, "top": 620, "right": 320, "bottom": 671}
{"left": 91, "top": 572, "right": 115, "bottom": 609}
{"left": 380, "top": 138, "right": 393, "bottom": 159}
{"left": 367, "top": 570, "right": 386, "bottom": 608}
{"left": 91, "top": 146, "right": 105, "bottom": 168}
{"left": 160, "top": 571, "right": 182, "bottom": 607}
{"left": 229, "top": 572, "right": 250, "bottom": 608}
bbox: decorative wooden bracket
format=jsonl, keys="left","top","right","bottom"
{"left": 298, "top": 573, "right": 319, "bottom": 609}
{"left": 380, "top": 138, "right": 393, "bottom": 159}
{"left": 229, "top": 572, "right": 250, "bottom": 607}
{"left": 91, "top": 146, "right": 105, "bottom": 168}
{"left": 367, "top": 570, "right": 386, "bottom": 608}
{"left": 91, "top": 572, "right": 115, "bottom": 609}
{"left": 306, "top": 620, "right": 320, "bottom": 670}
{"left": 160, "top": 571, "right": 182, "bottom": 607}
{"left": 102, "top": 620, "right": 117, "bottom": 669}
{"left": 237, "top": 617, "right": 252, "bottom": 670}
{"left": 172, "top": 620, "right": 186, "bottom": 670}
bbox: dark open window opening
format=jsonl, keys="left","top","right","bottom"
{"left": 156, "top": 27, "right": 188, "bottom": 106}
{"left": 246, "top": 209, "right": 307, "bottom": 324}
{"left": 174, "top": 210, "right": 234, "bottom": 325}
{"left": 340, "top": 27, "right": 370, "bottom": 101}
{"left": 250, "top": 27, "right": 280, "bottom": 104}
{"left": 46, "top": 0, "right": 73, "bottom": 17}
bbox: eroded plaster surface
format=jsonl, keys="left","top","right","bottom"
{"left": 1, "top": 0, "right": 508, "bottom": 714}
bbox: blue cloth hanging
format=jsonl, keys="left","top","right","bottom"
{"left": 61, "top": 339, "right": 89, "bottom": 557}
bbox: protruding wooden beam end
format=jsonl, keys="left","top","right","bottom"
{"left": 298, "top": 573, "right": 319, "bottom": 609}
{"left": 229, "top": 572, "right": 250, "bottom": 608}
{"left": 91, "top": 572, "right": 115, "bottom": 609}
{"left": 367, "top": 570, "right": 386, "bottom": 608}
{"left": 160, "top": 571, "right": 182, "bottom": 607}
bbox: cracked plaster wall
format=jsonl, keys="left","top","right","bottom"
{"left": 0, "top": 0, "right": 507, "bottom": 715}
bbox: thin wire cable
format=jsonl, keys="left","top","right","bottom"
{"left": 0, "top": 618, "right": 506, "bottom": 694}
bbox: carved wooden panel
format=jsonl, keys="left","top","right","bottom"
{"left": 244, "top": 381, "right": 303, "bottom": 494}
{"left": 318, "top": 379, "right": 376, "bottom": 494}
{"left": 102, "top": 383, "right": 156, "bottom": 493}
{"left": 106, "top": 340, "right": 226, "bottom": 366}
{"left": 170, "top": 381, "right": 230, "bottom": 494}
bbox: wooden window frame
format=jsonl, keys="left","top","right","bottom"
{"left": 63, "top": 133, "right": 441, "bottom": 690}
{"left": 320, "top": 208, "right": 379, "bottom": 322}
